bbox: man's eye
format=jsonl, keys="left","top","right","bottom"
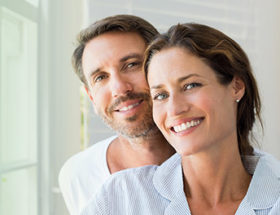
{"left": 127, "top": 61, "right": 141, "bottom": 69}
{"left": 94, "top": 74, "right": 107, "bottom": 82}
{"left": 184, "top": 82, "right": 202, "bottom": 90}
{"left": 153, "top": 92, "right": 168, "bottom": 101}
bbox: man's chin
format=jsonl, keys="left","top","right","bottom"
{"left": 110, "top": 121, "right": 157, "bottom": 139}
{"left": 99, "top": 110, "right": 156, "bottom": 138}
{"left": 116, "top": 127, "right": 150, "bottom": 139}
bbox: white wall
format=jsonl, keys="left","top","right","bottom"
{"left": 254, "top": 0, "right": 280, "bottom": 159}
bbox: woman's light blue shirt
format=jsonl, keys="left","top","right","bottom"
{"left": 81, "top": 151, "right": 280, "bottom": 215}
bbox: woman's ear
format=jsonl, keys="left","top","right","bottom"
{"left": 232, "top": 76, "right": 245, "bottom": 102}
{"left": 84, "top": 86, "right": 94, "bottom": 101}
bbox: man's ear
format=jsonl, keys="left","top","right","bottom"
{"left": 232, "top": 76, "right": 245, "bottom": 101}
{"left": 84, "top": 86, "right": 93, "bottom": 101}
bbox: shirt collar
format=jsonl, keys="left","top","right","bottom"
{"left": 242, "top": 152, "right": 280, "bottom": 209}
{"left": 153, "top": 153, "right": 191, "bottom": 214}
{"left": 153, "top": 151, "right": 280, "bottom": 211}
{"left": 153, "top": 153, "right": 182, "bottom": 200}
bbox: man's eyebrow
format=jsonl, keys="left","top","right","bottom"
{"left": 150, "top": 74, "right": 201, "bottom": 90}
{"left": 89, "top": 68, "right": 101, "bottom": 78}
{"left": 119, "top": 53, "right": 143, "bottom": 62}
{"left": 89, "top": 53, "right": 143, "bottom": 78}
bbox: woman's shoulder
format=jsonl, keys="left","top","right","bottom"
{"left": 239, "top": 149, "right": 280, "bottom": 213}
{"left": 259, "top": 151, "right": 280, "bottom": 177}
{"left": 243, "top": 149, "right": 280, "bottom": 177}
{"left": 103, "top": 153, "right": 182, "bottom": 189}
{"left": 103, "top": 164, "right": 159, "bottom": 189}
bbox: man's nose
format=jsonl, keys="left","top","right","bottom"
{"left": 110, "top": 73, "right": 133, "bottom": 98}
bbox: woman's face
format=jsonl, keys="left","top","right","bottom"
{"left": 147, "top": 47, "right": 241, "bottom": 156}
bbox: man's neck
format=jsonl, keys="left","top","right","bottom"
{"left": 107, "top": 131, "right": 175, "bottom": 174}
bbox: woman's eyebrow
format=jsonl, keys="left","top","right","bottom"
{"left": 150, "top": 74, "right": 201, "bottom": 90}
{"left": 177, "top": 74, "right": 201, "bottom": 83}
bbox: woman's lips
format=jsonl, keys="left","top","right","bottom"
{"left": 170, "top": 117, "right": 204, "bottom": 133}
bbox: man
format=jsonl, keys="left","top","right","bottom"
{"left": 59, "top": 14, "right": 175, "bottom": 215}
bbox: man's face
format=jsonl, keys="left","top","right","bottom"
{"left": 82, "top": 32, "right": 156, "bottom": 138}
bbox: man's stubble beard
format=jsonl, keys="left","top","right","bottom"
{"left": 96, "top": 92, "right": 158, "bottom": 139}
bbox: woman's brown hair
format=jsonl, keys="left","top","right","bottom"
{"left": 144, "top": 23, "right": 262, "bottom": 155}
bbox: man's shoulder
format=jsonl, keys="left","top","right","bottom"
{"left": 59, "top": 135, "right": 116, "bottom": 181}
{"left": 58, "top": 136, "right": 117, "bottom": 215}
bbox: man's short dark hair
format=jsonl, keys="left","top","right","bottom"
{"left": 72, "top": 14, "right": 159, "bottom": 86}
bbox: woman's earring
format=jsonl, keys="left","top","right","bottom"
{"left": 236, "top": 99, "right": 240, "bottom": 103}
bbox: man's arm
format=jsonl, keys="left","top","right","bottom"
{"left": 58, "top": 162, "right": 80, "bottom": 215}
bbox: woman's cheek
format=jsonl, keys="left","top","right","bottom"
{"left": 152, "top": 104, "right": 165, "bottom": 130}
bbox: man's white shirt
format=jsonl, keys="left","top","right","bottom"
{"left": 58, "top": 135, "right": 116, "bottom": 215}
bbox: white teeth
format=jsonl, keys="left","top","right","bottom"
{"left": 119, "top": 103, "right": 139, "bottom": 112}
{"left": 173, "top": 119, "right": 201, "bottom": 133}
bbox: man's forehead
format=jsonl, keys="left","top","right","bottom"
{"left": 82, "top": 32, "right": 146, "bottom": 72}
{"left": 88, "top": 31, "right": 146, "bottom": 48}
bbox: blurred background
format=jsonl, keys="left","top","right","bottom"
{"left": 0, "top": 0, "right": 279, "bottom": 214}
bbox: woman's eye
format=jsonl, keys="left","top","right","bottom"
{"left": 153, "top": 92, "right": 168, "bottom": 101}
{"left": 184, "top": 82, "right": 201, "bottom": 90}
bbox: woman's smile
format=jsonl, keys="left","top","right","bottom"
{"left": 148, "top": 47, "right": 238, "bottom": 156}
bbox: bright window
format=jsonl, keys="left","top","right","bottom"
{"left": 0, "top": 2, "right": 38, "bottom": 215}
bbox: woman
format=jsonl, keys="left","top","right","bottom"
{"left": 81, "top": 24, "right": 280, "bottom": 215}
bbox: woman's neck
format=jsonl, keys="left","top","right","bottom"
{"left": 182, "top": 140, "right": 251, "bottom": 207}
